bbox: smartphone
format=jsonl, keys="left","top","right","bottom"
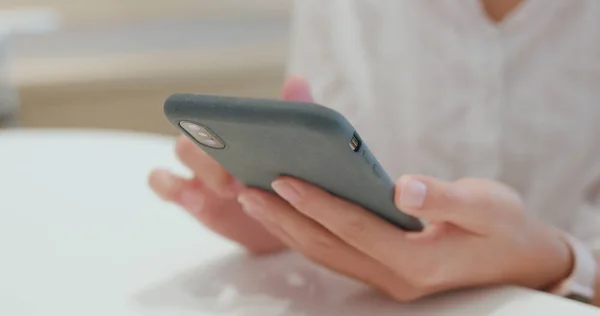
{"left": 164, "top": 94, "right": 423, "bottom": 231}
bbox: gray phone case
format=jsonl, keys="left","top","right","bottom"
{"left": 164, "top": 93, "right": 423, "bottom": 231}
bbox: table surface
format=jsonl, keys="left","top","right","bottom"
{"left": 1, "top": 129, "right": 599, "bottom": 316}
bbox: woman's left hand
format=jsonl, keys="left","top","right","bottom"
{"left": 237, "top": 175, "right": 574, "bottom": 301}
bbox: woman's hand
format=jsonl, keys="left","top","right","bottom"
{"left": 148, "top": 76, "right": 314, "bottom": 254}
{"left": 149, "top": 75, "right": 574, "bottom": 301}
{"left": 237, "top": 175, "right": 574, "bottom": 301}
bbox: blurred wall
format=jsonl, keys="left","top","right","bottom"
{"left": 3, "top": 0, "right": 292, "bottom": 134}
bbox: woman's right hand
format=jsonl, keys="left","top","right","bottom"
{"left": 148, "top": 76, "right": 314, "bottom": 254}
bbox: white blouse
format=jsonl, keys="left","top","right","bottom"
{"left": 287, "top": 0, "right": 600, "bottom": 252}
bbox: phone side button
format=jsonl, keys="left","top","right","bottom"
{"left": 372, "top": 164, "right": 383, "bottom": 178}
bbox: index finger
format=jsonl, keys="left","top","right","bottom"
{"left": 271, "top": 177, "right": 415, "bottom": 266}
{"left": 175, "top": 135, "right": 242, "bottom": 198}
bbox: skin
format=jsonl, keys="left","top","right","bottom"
{"left": 481, "top": 0, "right": 525, "bottom": 23}
{"left": 148, "top": 77, "right": 310, "bottom": 254}
{"left": 237, "top": 176, "right": 571, "bottom": 300}
{"left": 148, "top": 0, "right": 600, "bottom": 305}
{"left": 149, "top": 76, "right": 599, "bottom": 303}
{"left": 148, "top": 0, "right": 525, "bottom": 254}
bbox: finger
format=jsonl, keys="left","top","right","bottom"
{"left": 270, "top": 177, "right": 414, "bottom": 266}
{"left": 148, "top": 168, "right": 211, "bottom": 216}
{"left": 148, "top": 169, "right": 285, "bottom": 254}
{"left": 174, "top": 135, "right": 243, "bottom": 198}
{"left": 174, "top": 76, "right": 311, "bottom": 197}
{"left": 184, "top": 188, "right": 287, "bottom": 255}
{"left": 395, "top": 175, "right": 517, "bottom": 234}
{"left": 281, "top": 75, "right": 314, "bottom": 102}
{"left": 148, "top": 168, "right": 195, "bottom": 202}
{"left": 197, "top": 191, "right": 287, "bottom": 254}
{"left": 237, "top": 188, "right": 417, "bottom": 301}
{"left": 405, "top": 222, "right": 448, "bottom": 242}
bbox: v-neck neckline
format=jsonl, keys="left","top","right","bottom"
{"left": 478, "top": 0, "right": 532, "bottom": 27}
{"left": 467, "top": 0, "right": 545, "bottom": 34}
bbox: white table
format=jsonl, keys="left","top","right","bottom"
{"left": 1, "top": 129, "right": 598, "bottom": 316}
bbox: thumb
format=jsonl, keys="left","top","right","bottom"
{"left": 395, "top": 176, "right": 522, "bottom": 235}
{"left": 282, "top": 75, "right": 314, "bottom": 102}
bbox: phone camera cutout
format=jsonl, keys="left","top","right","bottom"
{"left": 179, "top": 121, "right": 225, "bottom": 149}
{"left": 349, "top": 133, "right": 361, "bottom": 152}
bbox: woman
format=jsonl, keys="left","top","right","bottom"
{"left": 149, "top": 0, "right": 600, "bottom": 305}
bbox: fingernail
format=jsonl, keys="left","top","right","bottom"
{"left": 272, "top": 180, "right": 301, "bottom": 203}
{"left": 400, "top": 179, "right": 427, "bottom": 209}
{"left": 238, "top": 194, "right": 265, "bottom": 219}
{"left": 179, "top": 189, "right": 205, "bottom": 214}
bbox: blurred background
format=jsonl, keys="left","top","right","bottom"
{"left": 0, "top": 0, "right": 292, "bottom": 134}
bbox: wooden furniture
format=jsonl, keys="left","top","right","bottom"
{"left": 6, "top": 1, "right": 291, "bottom": 134}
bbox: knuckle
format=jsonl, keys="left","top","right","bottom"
{"left": 493, "top": 185, "right": 524, "bottom": 210}
{"left": 212, "top": 172, "right": 235, "bottom": 191}
{"left": 414, "top": 276, "right": 440, "bottom": 292}
{"left": 195, "top": 203, "right": 228, "bottom": 226}
{"left": 452, "top": 177, "right": 480, "bottom": 186}
{"left": 297, "top": 231, "right": 337, "bottom": 255}
{"left": 287, "top": 190, "right": 320, "bottom": 214}
{"left": 452, "top": 178, "right": 523, "bottom": 210}
{"left": 290, "top": 193, "right": 310, "bottom": 209}
{"left": 336, "top": 214, "right": 368, "bottom": 241}
{"left": 419, "top": 275, "right": 450, "bottom": 295}
{"left": 402, "top": 266, "right": 444, "bottom": 292}
{"left": 196, "top": 209, "right": 219, "bottom": 226}
{"left": 448, "top": 180, "right": 493, "bottom": 208}
{"left": 191, "top": 194, "right": 235, "bottom": 225}
{"left": 476, "top": 190, "right": 496, "bottom": 210}
{"left": 290, "top": 186, "right": 321, "bottom": 209}
{"left": 386, "top": 287, "right": 423, "bottom": 302}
